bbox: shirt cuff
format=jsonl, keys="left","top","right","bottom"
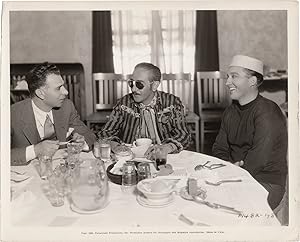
{"left": 26, "top": 145, "right": 37, "bottom": 162}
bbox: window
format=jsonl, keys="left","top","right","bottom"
{"left": 111, "top": 10, "right": 195, "bottom": 74}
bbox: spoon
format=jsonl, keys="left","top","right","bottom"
{"left": 205, "top": 179, "right": 242, "bottom": 186}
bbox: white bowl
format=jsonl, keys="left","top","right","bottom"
{"left": 137, "top": 178, "right": 175, "bottom": 201}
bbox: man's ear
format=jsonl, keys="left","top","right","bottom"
{"left": 248, "top": 76, "right": 258, "bottom": 87}
{"left": 151, "top": 81, "right": 160, "bottom": 91}
{"left": 35, "top": 88, "right": 45, "bottom": 99}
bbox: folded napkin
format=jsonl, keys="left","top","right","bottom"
{"left": 11, "top": 171, "right": 32, "bottom": 188}
{"left": 110, "top": 159, "right": 127, "bottom": 174}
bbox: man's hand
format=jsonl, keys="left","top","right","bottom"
{"left": 72, "top": 132, "right": 85, "bottom": 143}
{"left": 34, "top": 140, "right": 60, "bottom": 158}
{"left": 145, "top": 144, "right": 173, "bottom": 161}
{"left": 234, "top": 160, "right": 244, "bottom": 167}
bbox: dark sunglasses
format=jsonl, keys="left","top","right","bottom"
{"left": 127, "top": 80, "right": 145, "bottom": 90}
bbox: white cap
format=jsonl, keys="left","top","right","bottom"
{"left": 229, "top": 55, "right": 263, "bottom": 75}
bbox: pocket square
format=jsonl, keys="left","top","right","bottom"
{"left": 66, "top": 127, "right": 74, "bottom": 139}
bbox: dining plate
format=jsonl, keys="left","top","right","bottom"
{"left": 136, "top": 193, "right": 175, "bottom": 208}
{"left": 70, "top": 200, "right": 110, "bottom": 215}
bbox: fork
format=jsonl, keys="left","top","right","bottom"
{"left": 11, "top": 177, "right": 30, "bottom": 183}
{"left": 205, "top": 179, "right": 242, "bottom": 186}
{"left": 192, "top": 196, "right": 242, "bottom": 215}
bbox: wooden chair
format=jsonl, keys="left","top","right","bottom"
{"left": 85, "top": 73, "right": 129, "bottom": 130}
{"left": 160, "top": 73, "right": 200, "bottom": 152}
{"left": 197, "top": 71, "right": 230, "bottom": 152}
{"left": 10, "top": 63, "right": 84, "bottom": 117}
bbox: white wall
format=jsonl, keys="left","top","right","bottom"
{"left": 217, "top": 10, "right": 287, "bottom": 72}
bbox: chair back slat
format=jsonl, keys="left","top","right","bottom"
{"left": 197, "top": 71, "right": 230, "bottom": 112}
{"left": 160, "top": 73, "right": 193, "bottom": 112}
{"left": 93, "top": 73, "right": 128, "bottom": 111}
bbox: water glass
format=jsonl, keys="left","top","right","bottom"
{"left": 153, "top": 144, "right": 168, "bottom": 170}
{"left": 121, "top": 162, "right": 137, "bottom": 193}
{"left": 99, "top": 139, "right": 111, "bottom": 161}
{"left": 67, "top": 142, "right": 84, "bottom": 168}
{"left": 41, "top": 173, "right": 65, "bottom": 207}
{"left": 33, "top": 155, "right": 53, "bottom": 180}
{"left": 137, "top": 162, "right": 151, "bottom": 182}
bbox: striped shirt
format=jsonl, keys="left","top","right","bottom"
{"left": 98, "top": 91, "right": 191, "bottom": 153}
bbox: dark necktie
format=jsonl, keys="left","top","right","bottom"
{"left": 43, "top": 114, "right": 56, "bottom": 140}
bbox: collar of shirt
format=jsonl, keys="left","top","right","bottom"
{"left": 137, "top": 92, "right": 158, "bottom": 110}
{"left": 31, "top": 100, "right": 54, "bottom": 128}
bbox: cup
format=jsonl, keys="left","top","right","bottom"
{"left": 121, "top": 162, "right": 137, "bottom": 193}
{"left": 137, "top": 162, "right": 151, "bottom": 182}
{"left": 33, "top": 155, "right": 53, "bottom": 180}
{"left": 133, "top": 138, "right": 152, "bottom": 147}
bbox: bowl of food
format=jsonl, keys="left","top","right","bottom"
{"left": 137, "top": 178, "right": 177, "bottom": 201}
{"left": 106, "top": 163, "right": 122, "bottom": 185}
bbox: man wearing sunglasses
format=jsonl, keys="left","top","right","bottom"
{"left": 98, "top": 62, "right": 191, "bottom": 159}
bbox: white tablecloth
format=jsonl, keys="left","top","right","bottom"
{"left": 10, "top": 150, "right": 280, "bottom": 227}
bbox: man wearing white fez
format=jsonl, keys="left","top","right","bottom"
{"left": 212, "top": 55, "right": 287, "bottom": 210}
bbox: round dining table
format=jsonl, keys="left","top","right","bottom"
{"left": 10, "top": 150, "right": 280, "bottom": 228}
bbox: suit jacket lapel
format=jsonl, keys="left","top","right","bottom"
{"left": 21, "top": 100, "right": 41, "bottom": 145}
{"left": 53, "top": 109, "right": 67, "bottom": 142}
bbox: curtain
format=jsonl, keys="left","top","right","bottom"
{"left": 92, "top": 11, "right": 114, "bottom": 73}
{"left": 194, "top": 10, "right": 219, "bottom": 114}
{"left": 111, "top": 10, "right": 195, "bottom": 75}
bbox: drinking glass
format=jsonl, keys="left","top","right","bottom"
{"left": 121, "top": 162, "right": 137, "bottom": 193}
{"left": 95, "top": 139, "right": 111, "bottom": 162}
{"left": 41, "top": 171, "right": 65, "bottom": 207}
{"left": 67, "top": 142, "right": 84, "bottom": 168}
{"left": 33, "top": 155, "right": 53, "bottom": 180}
{"left": 153, "top": 144, "right": 168, "bottom": 170}
{"left": 69, "top": 159, "right": 109, "bottom": 212}
{"left": 137, "top": 162, "right": 151, "bottom": 182}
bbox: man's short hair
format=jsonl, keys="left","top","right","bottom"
{"left": 243, "top": 68, "right": 264, "bottom": 87}
{"left": 27, "top": 62, "right": 61, "bottom": 96}
{"left": 134, "top": 62, "right": 161, "bottom": 82}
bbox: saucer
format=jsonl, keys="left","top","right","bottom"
{"left": 136, "top": 193, "right": 174, "bottom": 208}
{"left": 70, "top": 200, "right": 109, "bottom": 214}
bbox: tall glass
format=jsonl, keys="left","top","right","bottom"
{"left": 69, "top": 159, "right": 109, "bottom": 212}
{"left": 67, "top": 142, "right": 84, "bottom": 168}
{"left": 121, "top": 162, "right": 137, "bottom": 193}
{"left": 33, "top": 155, "right": 53, "bottom": 180}
{"left": 153, "top": 144, "right": 168, "bottom": 170}
{"left": 137, "top": 162, "right": 151, "bottom": 182}
{"left": 98, "top": 139, "right": 111, "bottom": 161}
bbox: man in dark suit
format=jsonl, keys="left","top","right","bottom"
{"left": 11, "top": 62, "right": 96, "bottom": 166}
